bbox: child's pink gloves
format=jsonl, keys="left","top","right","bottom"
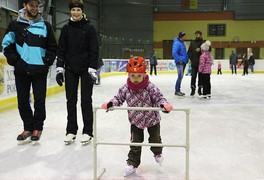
{"left": 102, "top": 102, "right": 108, "bottom": 109}
{"left": 163, "top": 103, "right": 173, "bottom": 111}
{"left": 160, "top": 103, "right": 173, "bottom": 113}
{"left": 102, "top": 102, "right": 113, "bottom": 110}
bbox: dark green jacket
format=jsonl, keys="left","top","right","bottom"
{"left": 187, "top": 38, "right": 205, "bottom": 68}
{"left": 242, "top": 57, "right": 249, "bottom": 67}
{"left": 229, "top": 53, "right": 238, "bottom": 65}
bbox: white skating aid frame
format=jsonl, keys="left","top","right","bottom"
{"left": 92, "top": 106, "right": 190, "bottom": 180}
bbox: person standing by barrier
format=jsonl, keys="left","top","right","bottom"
{"left": 102, "top": 57, "right": 173, "bottom": 177}
{"left": 229, "top": 51, "right": 238, "bottom": 74}
{"left": 172, "top": 32, "right": 189, "bottom": 97}
{"left": 185, "top": 61, "right": 192, "bottom": 76}
{"left": 56, "top": 0, "right": 99, "bottom": 145}
{"left": 149, "top": 50, "right": 158, "bottom": 76}
{"left": 248, "top": 52, "right": 255, "bottom": 73}
{"left": 1, "top": 0, "right": 57, "bottom": 143}
{"left": 217, "top": 61, "right": 222, "bottom": 75}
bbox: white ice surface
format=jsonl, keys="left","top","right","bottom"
{"left": 0, "top": 74, "right": 264, "bottom": 180}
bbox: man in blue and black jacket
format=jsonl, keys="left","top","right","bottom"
{"left": 1, "top": 0, "right": 57, "bottom": 143}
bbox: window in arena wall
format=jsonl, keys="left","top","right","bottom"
{"left": 208, "top": 24, "right": 226, "bottom": 36}
{"left": 215, "top": 48, "right": 224, "bottom": 59}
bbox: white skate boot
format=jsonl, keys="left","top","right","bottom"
{"left": 64, "top": 134, "right": 76, "bottom": 145}
{"left": 154, "top": 154, "right": 164, "bottom": 166}
{"left": 81, "top": 134, "right": 92, "bottom": 145}
{"left": 123, "top": 164, "right": 136, "bottom": 177}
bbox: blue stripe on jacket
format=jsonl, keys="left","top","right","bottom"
{"left": 2, "top": 32, "right": 15, "bottom": 52}
{"left": 16, "top": 44, "right": 46, "bottom": 65}
{"left": 2, "top": 20, "right": 48, "bottom": 65}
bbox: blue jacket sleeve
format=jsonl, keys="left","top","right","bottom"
{"left": 172, "top": 40, "right": 188, "bottom": 64}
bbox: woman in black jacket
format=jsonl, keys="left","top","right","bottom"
{"left": 248, "top": 53, "right": 255, "bottom": 73}
{"left": 242, "top": 53, "right": 249, "bottom": 76}
{"left": 56, "top": 0, "right": 99, "bottom": 145}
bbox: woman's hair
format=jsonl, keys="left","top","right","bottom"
{"left": 69, "top": 0, "right": 84, "bottom": 11}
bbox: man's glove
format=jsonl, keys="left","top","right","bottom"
{"left": 56, "top": 67, "right": 64, "bottom": 86}
{"left": 102, "top": 102, "right": 113, "bottom": 111}
{"left": 88, "top": 68, "right": 97, "bottom": 83}
{"left": 160, "top": 103, "right": 173, "bottom": 113}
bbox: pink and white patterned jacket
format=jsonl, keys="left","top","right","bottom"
{"left": 109, "top": 75, "right": 168, "bottom": 129}
{"left": 199, "top": 51, "right": 212, "bottom": 74}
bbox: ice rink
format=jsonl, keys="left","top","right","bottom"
{"left": 0, "top": 73, "right": 264, "bottom": 180}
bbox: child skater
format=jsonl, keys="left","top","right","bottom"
{"left": 102, "top": 56, "right": 173, "bottom": 177}
{"left": 217, "top": 61, "right": 222, "bottom": 75}
{"left": 198, "top": 40, "right": 212, "bottom": 98}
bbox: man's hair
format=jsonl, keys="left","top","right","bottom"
{"left": 194, "top": 30, "right": 202, "bottom": 35}
{"left": 23, "top": 0, "right": 40, "bottom": 4}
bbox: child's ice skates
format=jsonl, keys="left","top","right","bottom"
{"left": 154, "top": 154, "right": 164, "bottom": 166}
{"left": 124, "top": 164, "right": 136, "bottom": 177}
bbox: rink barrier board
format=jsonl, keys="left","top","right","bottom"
{"left": 0, "top": 96, "right": 17, "bottom": 111}
{"left": 1, "top": 56, "right": 264, "bottom": 112}
{"left": 1, "top": 69, "right": 264, "bottom": 112}
{"left": 92, "top": 106, "right": 190, "bottom": 180}
{"left": 0, "top": 85, "right": 65, "bottom": 112}
{"left": 1, "top": 69, "right": 263, "bottom": 112}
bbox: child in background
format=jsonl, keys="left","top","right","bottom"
{"left": 198, "top": 40, "right": 212, "bottom": 98}
{"left": 102, "top": 56, "right": 173, "bottom": 177}
{"left": 95, "top": 57, "right": 104, "bottom": 85}
{"left": 217, "top": 61, "right": 222, "bottom": 75}
{"left": 185, "top": 62, "right": 192, "bottom": 76}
